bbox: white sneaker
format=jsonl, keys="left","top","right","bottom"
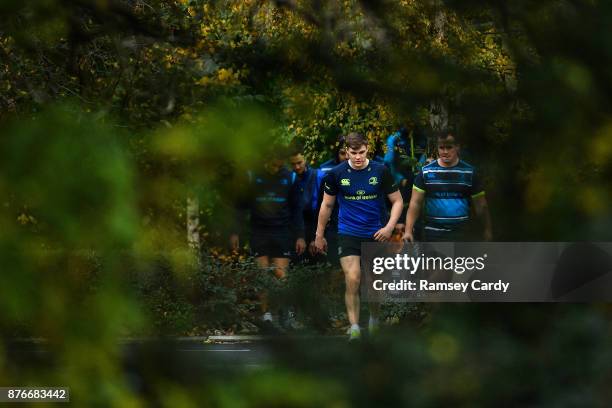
{"left": 262, "top": 312, "right": 273, "bottom": 322}
{"left": 348, "top": 326, "right": 361, "bottom": 341}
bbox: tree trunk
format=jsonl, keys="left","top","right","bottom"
{"left": 186, "top": 195, "right": 200, "bottom": 251}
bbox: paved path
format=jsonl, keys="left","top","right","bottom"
{"left": 7, "top": 335, "right": 347, "bottom": 373}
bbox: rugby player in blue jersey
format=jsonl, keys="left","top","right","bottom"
{"left": 403, "top": 130, "right": 492, "bottom": 242}
{"left": 314, "top": 132, "right": 403, "bottom": 341}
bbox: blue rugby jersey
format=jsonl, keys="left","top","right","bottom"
{"left": 413, "top": 159, "right": 484, "bottom": 233}
{"left": 323, "top": 160, "right": 398, "bottom": 238}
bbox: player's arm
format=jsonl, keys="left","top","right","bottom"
{"left": 403, "top": 167, "right": 426, "bottom": 242}
{"left": 290, "top": 175, "right": 306, "bottom": 254}
{"left": 472, "top": 193, "right": 493, "bottom": 241}
{"left": 373, "top": 190, "right": 403, "bottom": 242}
{"left": 373, "top": 166, "right": 402, "bottom": 241}
{"left": 314, "top": 192, "right": 336, "bottom": 253}
{"left": 470, "top": 170, "right": 492, "bottom": 241}
{"left": 403, "top": 188, "right": 424, "bottom": 242}
{"left": 386, "top": 190, "right": 403, "bottom": 228}
{"left": 315, "top": 173, "right": 338, "bottom": 253}
{"left": 307, "top": 169, "right": 322, "bottom": 255}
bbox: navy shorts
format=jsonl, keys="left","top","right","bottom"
{"left": 250, "top": 228, "right": 293, "bottom": 258}
{"left": 337, "top": 234, "right": 376, "bottom": 258}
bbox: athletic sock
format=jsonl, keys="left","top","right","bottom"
{"left": 351, "top": 324, "right": 360, "bottom": 331}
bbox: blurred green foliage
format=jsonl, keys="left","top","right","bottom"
{"left": 1, "top": 0, "right": 612, "bottom": 406}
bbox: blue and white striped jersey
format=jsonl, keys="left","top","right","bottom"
{"left": 413, "top": 159, "right": 484, "bottom": 232}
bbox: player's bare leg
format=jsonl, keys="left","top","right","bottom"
{"left": 255, "top": 255, "right": 270, "bottom": 269}
{"left": 340, "top": 255, "right": 362, "bottom": 340}
{"left": 255, "top": 256, "right": 273, "bottom": 320}
{"left": 270, "top": 257, "right": 289, "bottom": 279}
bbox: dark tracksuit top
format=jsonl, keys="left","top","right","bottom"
{"left": 294, "top": 166, "right": 320, "bottom": 242}
{"left": 238, "top": 167, "right": 305, "bottom": 239}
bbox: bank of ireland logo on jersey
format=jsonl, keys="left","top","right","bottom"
{"left": 341, "top": 178, "right": 350, "bottom": 186}
{"left": 369, "top": 176, "right": 378, "bottom": 185}
{"left": 356, "top": 190, "right": 366, "bottom": 195}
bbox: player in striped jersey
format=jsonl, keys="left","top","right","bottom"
{"left": 403, "top": 131, "right": 492, "bottom": 242}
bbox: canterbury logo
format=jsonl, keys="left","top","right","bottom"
{"left": 340, "top": 178, "right": 350, "bottom": 186}
{"left": 369, "top": 177, "right": 378, "bottom": 185}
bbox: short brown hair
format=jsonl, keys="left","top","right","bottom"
{"left": 345, "top": 132, "right": 367, "bottom": 150}
{"left": 434, "top": 129, "right": 460, "bottom": 144}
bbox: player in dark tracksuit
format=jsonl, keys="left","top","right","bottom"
{"left": 230, "top": 157, "right": 306, "bottom": 324}
{"left": 289, "top": 150, "right": 322, "bottom": 263}
{"left": 314, "top": 133, "right": 403, "bottom": 341}
{"left": 315, "top": 138, "right": 348, "bottom": 265}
